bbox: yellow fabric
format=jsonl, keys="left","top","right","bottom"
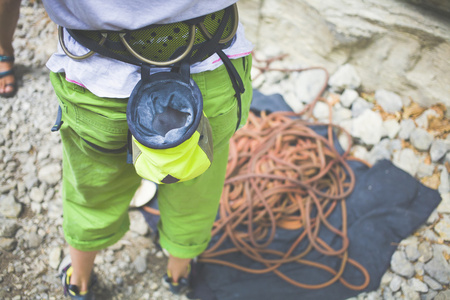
{"left": 133, "top": 130, "right": 211, "bottom": 184}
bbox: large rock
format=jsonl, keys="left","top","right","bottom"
{"left": 239, "top": 0, "right": 450, "bottom": 109}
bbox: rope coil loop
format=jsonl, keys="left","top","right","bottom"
{"left": 199, "top": 53, "right": 370, "bottom": 290}
{"left": 199, "top": 111, "right": 370, "bottom": 290}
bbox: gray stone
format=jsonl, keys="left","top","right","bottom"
{"left": 37, "top": 163, "right": 62, "bottom": 185}
{"left": 435, "top": 290, "right": 450, "bottom": 300}
{"left": 328, "top": 64, "right": 361, "bottom": 92}
{"left": 0, "top": 238, "right": 17, "bottom": 252}
{"left": 340, "top": 89, "right": 359, "bottom": 108}
{"left": 401, "top": 282, "right": 420, "bottom": 300}
{"left": 29, "top": 187, "right": 45, "bottom": 203}
{"left": 382, "top": 287, "right": 395, "bottom": 300}
{"left": 430, "top": 140, "right": 449, "bottom": 162}
{"left": 414, "top": 261, "right": 424, "bottom": 276}
{"left": 332, "top": 106, "right": 352, "bottom": 124}
{"left": 351, "top": 97, "right": 373, "bottom": 118}
{"left": 375, "top": 89, "right": 403, "bottom": 113}
{"left": 0, "top": 217, "right": 20, "bottom": 237}
{"left": 0, "top": 195, "right": 22, "bottom": 218}
{"left": 25, "top": 232, "right": 43, "bottom": 249}
{"left": 367, "top": 143, "right": 391, "bottom": 165}
{"left": 438, "top": 168, "right": 449, "bottom": 194}
{"left": 410, "top": 128, "right": 433, "bottom": 151}
{"left": 30, "top": 202, "right": 42, "bottom": 214}
{"left": 405, "top": 244, "right": 421, "bottom": 261}
{"left": 133, "top": 255, "right": 147, "bottom": 274}
{"left": 423, "top": 291, "right": 438, "bottom": 300}
{"left": 389, "top": 274, "right": 403, "bottom": 292}
{"left": 351, "top": 145, "right": 369, "bottom": 162}
{"left": 312, "top": 101, "right": 330, "bottom": 121}
{"left": 434, "top": 215, "right": 450, "bottom": 242}
{"left": 417, "top": 163, "right": 435, "bottom": 178}
{"left": 388, "top": 139, "right": 402, "bottom": 153}
{"left": 391, "top": 251, "right": 415, "bottom": 278}
{"left": 292, "top": 69, "right": 328, "bottom": 104}
{"left": 424, "top": 246, "right": 450, "bottom": 284}
{"left": 382, "top": 119, "right": 400, "bottom": 139}
{"left": 393, "top": 148, "right": 420, "bottom": 177}
{"left": 436, "top": 193, "right": 450, "bottom": 214}
{"left": 398, "top": 119, "right": 416, "bottom": 140}
{"left": 408, "top": 278, "right": 428, "bottom": 293}
{"left": 129, "top": 211, "right": 149, "bottom": 236}
{"left": 423, "top": 275, "right": 443, "bottom": 290}
{"left": 48, "top": 247, "right": 62, "bottom": 269}
{"left": 422, "top": 228, "right": 440, "bottom": 243}
{"left": 352, "top": 109, "right": 383, "bottom": 145}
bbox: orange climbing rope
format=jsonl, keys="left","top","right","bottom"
{"left": 198, "top": 53, "right": 370, "bottom": 290}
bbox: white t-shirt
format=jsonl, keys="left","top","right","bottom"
{"left": 42, "top": 0, "right": 253, "bottom": 98}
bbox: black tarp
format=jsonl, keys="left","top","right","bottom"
{"left": 140, "top": 90, "right": 442, "bottom": 300}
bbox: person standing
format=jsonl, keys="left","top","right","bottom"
{"left": 41, "top": 1, "right": 253, "bottom": 299}
{"left": 0, "top": 0, "right": 20, "bottom": 98}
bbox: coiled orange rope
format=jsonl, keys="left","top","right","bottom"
{"left": 198, "top": 53, "right": 370, "bottom": 290}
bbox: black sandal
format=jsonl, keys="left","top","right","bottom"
{"left": 0, "top": 55, "right": 17, "bottom": 98}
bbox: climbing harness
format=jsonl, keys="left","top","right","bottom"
{"left": 56, "top": 4, "right": 245, "bottom": 183}
{"left": 58, "top": 5, "right": 238, "bottom": 66}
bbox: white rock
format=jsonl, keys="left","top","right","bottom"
{"left": 332, "top": 106, "right": 352, "bottom": 124}
{"left": 312, "top": 101, "right": 330, "bottom": 121}
{"left": 375, "top": 89, "right": 403, "bottom": 113}
{"left": 439, "top": 168, "right": 449, "bottom": 194}
{"left": 417, "top": 163, "right": 435, "bottom": 178}
{"left": 351, "top": 97, "right": 373, "bottom": 118}
{"left": 292, "top": 69, "right": 328, "bottom": 104}
{"left": 351, "top": 145, "right": 369, "bottom": 162}
{"left": 391, "top": 251, "right": 415, "bottom": 278}
{"left": 389, "top": 275, "right": 403, "bottom": 292}
{"left": 129, "top": 211, "right": 149, "bottom": 236}
{"left": 409, "top": 278, "right": 428, "bottom": 293}
{"left": 340, "top": 89, "right": 359, "bottom": 108}
{"left": 434, "top": 215, "right": 450, "bottom": 242}
{"left": 398, "top": 119, "right": 416, "bottom": 140}
{"left": 37, "top": 163, "right": 62, "bottom": 185}
{"left": 430, "top": 139, "right": 449, "bottom": 162}
{"left": 352, "top": 109, "right": 383, "bottom": 145}
{"left": 393, "top": 148, "right": 420, "bottom": 177}
{"left": 328, "top": 64, "right": 361, "bottom": 92}
{"left": 0, "top": 195, "right": 22, "bottom": 218}
{"left": 367, "top": 142, "right": 391, "bottom": 165}
{"left": 48, "top": 247, "right": 62, "bottom": 269}
{"left": 410, "top": 128, "right": 433, "bottom": 151}
{"left": 29, "top": 187, "right": 45, "bottom": 203}
{"left": 382, "top": 119, "right": 400, "bottom": 139}
{"left": 437, "top": 193, "right": 450, "bottom": 214}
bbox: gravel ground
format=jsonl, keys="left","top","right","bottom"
{"left": 0, "top": 2, "right": 449, "bottom": 300}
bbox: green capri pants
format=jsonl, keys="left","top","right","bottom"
{"left": 50, "top": 55, "right": 252, "bottom": 258}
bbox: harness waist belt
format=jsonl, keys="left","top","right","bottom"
{"left": 59, "top": 4, "right": 239, "bottom": 66}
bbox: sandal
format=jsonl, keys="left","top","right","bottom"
{"left": 0, "top": 55, "right": 17, "bottom": 98}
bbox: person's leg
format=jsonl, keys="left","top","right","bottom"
{"left": 49, "top": 72, "right": 142, "bottom": 295}
{"left": 159, "top": 55, "right": 253, "bottom": 283}
{"left": 69, "top": 246, "right": 98, "bottom": 293}
{"left": 0, "top": 0, "right": 20, "bottom": 96}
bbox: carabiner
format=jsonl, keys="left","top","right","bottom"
{"left": 58, "top": 26, "right": 107, "bottom": 60}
